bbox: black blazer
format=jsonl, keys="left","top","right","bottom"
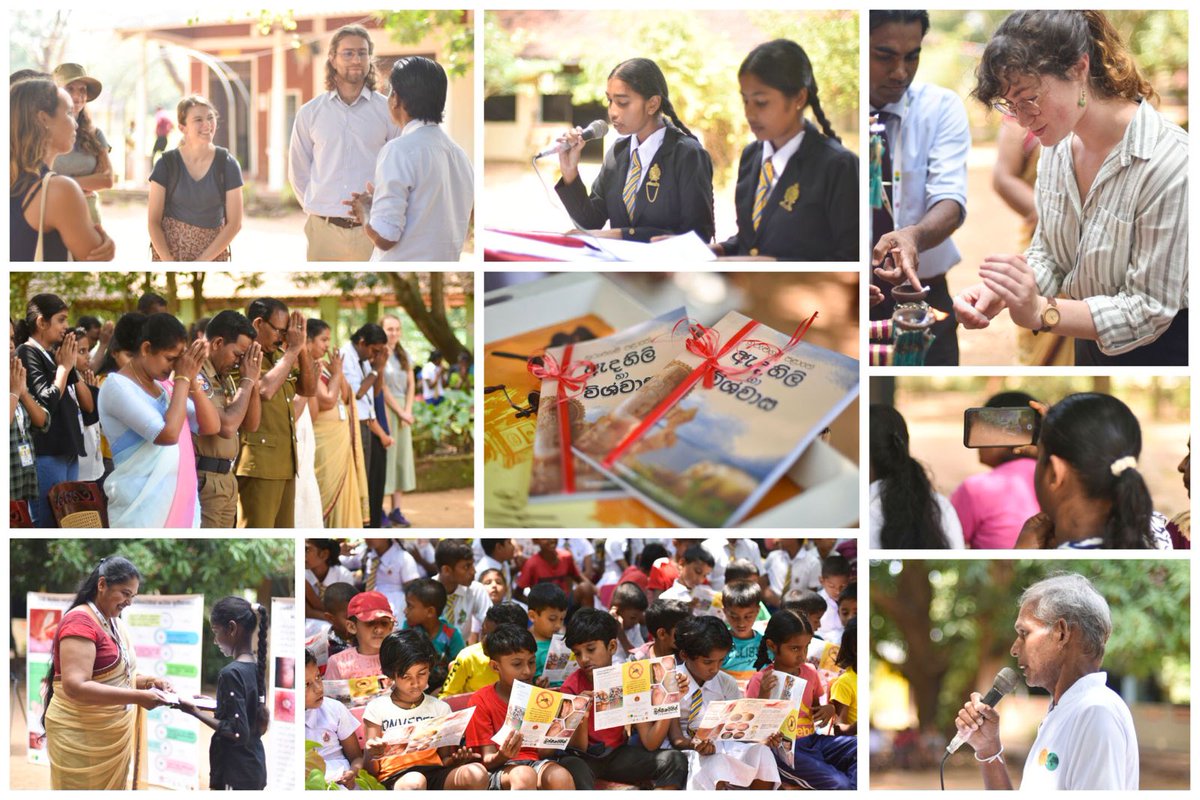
{"left": 721, "top": 121, "right": 859, "bottom": 261}
{"left": 16, "top": 341, "right": 95, "bottom": 458}
{"left": 555, "top": 125, "right": 715, "bottom": 243}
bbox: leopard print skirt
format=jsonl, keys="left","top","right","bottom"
{"left": 152, "top": 216, "right": 231, "bottom": 261}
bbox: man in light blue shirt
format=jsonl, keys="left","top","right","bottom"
{"left": 343, "top": 57, "right": 474, "bottom": 262}
{"left": 289, "top": 25, "right": 400, "bottom": 261}
{"left": 868, "top": 10, "right": 971, "bottom": 365}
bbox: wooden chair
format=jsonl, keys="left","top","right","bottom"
{"left": 48, "top": 481, "right": 107, "bottom": 528}
{"left": 9, "top": 501, "right": 33, "bottom": 528}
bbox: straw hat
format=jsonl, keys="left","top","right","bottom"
{"left": 52, "top": 63, "right": 102, "bottom": 102}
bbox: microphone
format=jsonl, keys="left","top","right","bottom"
{"left": 945, "top": 667, "right": 1019, "bottom": 755}
{"left": 534, "top": 120, "right": 609, "bottom": 159}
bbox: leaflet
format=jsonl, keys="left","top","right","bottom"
{"left": 591, "top": 655, "right": 683, "bottom": 731}
{"left": 692, "top": 697, "right": 793, "bottom": 744}
{"left": 764, "top": 669, "right": 809, "bottom": 766}
{"left": 490, "top": 680, "right": 590, "bottom": 750}
{"left": 323, "top": 676, "right": 390, "bottom": 707}
{"left": 540, "top": 634, "right": 578, "bottom": 685}
{"left": 381, "top": 707, "right": 476, "bottom": 757}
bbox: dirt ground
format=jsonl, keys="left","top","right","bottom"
{"left": 401, "top": 487, "right": 474, "bottom": 529}
{"left": 9, "top": 682, "right": 214, "bottom": 790}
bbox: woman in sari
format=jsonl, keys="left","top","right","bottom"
{"left": 96, "top": 313, "right": 219, "bottom": 527}
{"left": 307, "top": 319, "right": 369, "bottom": 527}
{"left": 43, "top": 556, "right": 171, "bottom": 789}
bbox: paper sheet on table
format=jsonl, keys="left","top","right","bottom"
{"left": 577, "top": 231, "right": 717, "bottom": 262}
{"left": 483, "top": 229, "right": 615, "bottom": 261}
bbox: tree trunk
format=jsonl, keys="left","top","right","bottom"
{"left": 388, "top": 272, "right": 466, "bottom": 361}
{"left": 165, "top": 272, "right": 178, "bottom": 312}
{"left": 190, "top": 271, "right": 206, "bottom": 315}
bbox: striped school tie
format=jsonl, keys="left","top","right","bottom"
{"left": 445, "top": 590, "right": 458, "bottom": 627}
{"left": 687, "top": 688, "right": 703, "bottom": 734}
{"left": 623, "top": 149, "right": 642, "bottom": 219}
{"left": 364, "top": 556, "right": 377, "bottom": 592}
{"left": 752, "top": 158, "right": 776, "bottom": 231}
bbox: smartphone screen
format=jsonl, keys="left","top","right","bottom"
{"left": 963, "top": 407, "right": 1039, "bottom": 448}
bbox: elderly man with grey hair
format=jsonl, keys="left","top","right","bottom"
{"left": 954, "top": 573, "right": 1139, "bottom": 790}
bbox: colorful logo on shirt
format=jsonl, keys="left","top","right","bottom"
{"left": 198, "top": 372, "right": 211, "bottom": 394}
{"left": 1038, "top": 748, "right": 1060, "bottom": 771}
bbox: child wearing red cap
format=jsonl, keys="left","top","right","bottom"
{"left": 325, "top": 591, "right": 396, "bottom": 681}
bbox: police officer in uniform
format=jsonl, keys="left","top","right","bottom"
{"left": 193, "top": 310, "right": 262, "bottom": 527}
{"left": 237, "top": 299, "right": 317, "bottom": 528}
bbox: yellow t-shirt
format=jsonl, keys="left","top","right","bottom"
{"left": 830, "top": 666, "right": 857, "bottom": 725}
{"left": 438, "top": 641, "right": 499, "bottom": 698}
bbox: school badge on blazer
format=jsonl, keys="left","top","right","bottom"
{"left": 780, "top": 183, "right": 800, "bottom": 212}
{"left": 646, "top": 163, "right": 662, "bottom": 203}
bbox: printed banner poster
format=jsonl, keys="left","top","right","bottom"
{"left": 491, "top": 680, "right": 589, "bottom": 750}
{"left": 25, "top": 593, "right": 205, "bottom": 789}
{"left": 268, "top": 597, "right": 297, "bottom": 790}
{"left": 592, "top": 655, "right": 682, "bottom": 731}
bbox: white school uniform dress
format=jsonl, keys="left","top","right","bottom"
{"left": 305, "top": 565, "right": 356, "bottom": 638}
{"left": 818, "top": 588, "right": 843, "bottom": 638}
{"left": 765, "top": 545, "right": 822, "bottom": 597}
{"left": 1020, "top": 671, "right": 1138, "bottom": 790}
{"left": 364, "top": 542, "right": 423, "bottom": 623}
{"left": 305, "top": 696, "right": 361, "bottom": 781}
{"left": 675, "top": 668, "right": 781, "bottom": 789}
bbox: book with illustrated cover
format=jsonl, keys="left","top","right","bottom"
{"left": 577, "top": 310, "right": 859, "bottom": 527}
{"left": 528, "top": 307, "right": 688, "bottom": 502}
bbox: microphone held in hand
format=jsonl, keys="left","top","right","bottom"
{"left": 534, "top": 120, "right": 609, "bottom": 159}
{"left": 946, "top": 667, "right": 1019, "bottom": 755}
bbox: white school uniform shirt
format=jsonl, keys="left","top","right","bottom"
{"left": 369, "top": 120, "right": 474, "bottom": 262}
{"left": 701, "top": 538, "right": 764, "bottom": 591}
{"left": 558, "top": 537, "right": 596, "bottom": 572}
{"left": 340, "top": 342, "right": 375, "bottom": 422}
{"left": 657, "top": 579, "right": 694, "bottom": 605}
{"left": 759, "top": 128, "right": 804, "bottom": 195}
{"left": 305, "top": 565, "right": 356, "bottom": 596}
{"left": 364, "top": 542, "right": 423, "bottom": 619}
{"left": 475, "top": 552, "right": 513, "bottom": 593}
{"left": 614, "top": 623, "right": 646, "bottom": 664}
{"left": 623, "top": 126, "right": 667, "bottom": 190}
{"left": 288, "top": 86, "right": 401, "bottom": 218}
{"left": 872, "top": 82, "right": 971, "bottom": 281}
{"left": 765, "top": 545, "right": 821, "bottom": 596}
{"left": 1020, "top": 671, "right": 1138, "bottom": 790}
{"left": 818, "top": 587, "right": 842, "bottom": 638}
{"left": 444, "top": 580, "right": 491, "bottom": 637}
{"left": 305, "top": 696, "right": 361, "bottom": 777}
{"left": 675, "top": 667, "right": 780, "bottom": 789}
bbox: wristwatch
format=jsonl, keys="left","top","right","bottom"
{"left": 1032, "top": 296, "right": 1060, "bottom": 336}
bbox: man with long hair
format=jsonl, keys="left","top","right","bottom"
{"left": 288, "top": 24, "right": 399, "bottom": 261}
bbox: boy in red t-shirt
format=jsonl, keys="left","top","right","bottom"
{"left": 465, "top": 624, "right": 592, "bottom": 789}
{"left": 561, "top": 609, "right": 689, "bottom": 788}
{"left": 516, "top": 539, "right": 595, "bottom": 610}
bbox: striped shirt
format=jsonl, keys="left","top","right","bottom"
{"left": 1027, "top": 100, "right": 1188, "bottom": 356}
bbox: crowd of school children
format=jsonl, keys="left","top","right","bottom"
{"left": 304, "top": 538, "right": 858, "bottom": 790}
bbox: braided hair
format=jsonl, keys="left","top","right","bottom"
{"left": 739, "top": 39, "right": 839, "bottom": 142}
{"left": 754, "top": 608, "right": 812, "bottom": 670}
{"left": 609, "top": 58, "right": 700, "bottom": 141}
{"left": 211, "top": 596, "right": 270, "bottom": 735}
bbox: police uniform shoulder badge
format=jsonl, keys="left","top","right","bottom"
{"left": 780, "top": 183, "right": 800, "bottom": 212}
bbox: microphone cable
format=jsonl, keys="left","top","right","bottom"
{"left": 940, "top": 750, "right": 950, "bottom": 790}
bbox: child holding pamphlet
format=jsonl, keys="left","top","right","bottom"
{"left": 721, "top": 581, "right": 765, "bottom": 684}
{"left": 401, "top": 578, "right": 466, "bottom": 692}
{"left": 658, "top": 545, "right": 716, "bottom": 611}
{"left": 629, "top": 598, "right": 692, "bottom": 661}
{"left": 464, "top": 624, "right": 591, "bottom": 789}
{"left": 304, "top": 649, "right": 364, "bottom": 788}
{"left": 440, "top": 602, "right": 529, "bottom": 698}
{"left": 610, "top": 581, "right": 648, "bottom": 662}
{"left": 527, "top": 583, "right": 569, "bottom": 686}
{"left": 746, "top": 610, "right": 855, "bottom": 790}
{"left": 361, "top": 630, "right": 487, "bottom": 790}
{"left": 668, "top": 615, "right": 781, "bottom": 790}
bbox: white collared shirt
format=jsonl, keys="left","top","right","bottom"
{"left": 368, "top": 119, "right": 474, "bottom": 261}
{"left": 765, "top": 545, "right": 821, "bottom": 595}
{"left": 1020, "top": 671, "right": 1139, "bottom": 790}
{"left": 339, "top": 342, "right": 375, "bottom": 421}
{"left": 873, "top": 82, "right": 971, "bottom": 280}
{"left": 1028, "top": 99, "right": 1188, "bottom": 355}
{"left": 760, "top": 128, "right": 805, "bottom": 194}
{"left": 288, "top": 86, "right": 401, "bottom": 217}
{"left": 623, "top": 125, "right": 668, "bottom": 190}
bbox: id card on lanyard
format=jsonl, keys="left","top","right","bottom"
{"left": 890, "top": 94, "right": 912, "bottom": 223}
{"left": 16, "top": 407, "right": 34, "bottom": 466}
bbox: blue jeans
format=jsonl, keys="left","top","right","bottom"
{"left": 35, "top": 454, "right": 78, "bottom": 528}
{"left": 778, "top": 733, "right": 857, "bottom": 790}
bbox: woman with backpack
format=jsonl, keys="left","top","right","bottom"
{"left": 147, "top": 95, "right": 243, "bottom": 261}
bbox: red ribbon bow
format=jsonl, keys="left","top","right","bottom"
{"left": 527, "top": 345, "right": 596, "bottom": 494}
{"left": 602, "top": 312, "right": 818, "bottom": 470}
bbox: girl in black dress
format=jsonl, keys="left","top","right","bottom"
{"left": 555, "top": 58, "right": 714, "bottom": 243}
{"left": 717, "top": 39, "right": 859, "bottom": 261}
{"left": 178, "top": 597, "right": 269, "bottom": 790}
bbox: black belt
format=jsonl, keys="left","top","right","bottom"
{"left": 319, "top": 215, "right": 362, "bottom": 229}
{"left": 197, "top": 456, "right": 235, "bottom": 474}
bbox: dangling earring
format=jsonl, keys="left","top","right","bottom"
{"left": 1078, "top": 86, "right": 1087, "bottom": 108}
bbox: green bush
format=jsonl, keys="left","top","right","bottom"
{"left": 412, "top": 389, "right": 474, "bottom": 457}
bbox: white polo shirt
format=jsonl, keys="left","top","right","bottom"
{"left": 1020, "top": 671, "right": 1139, "bottom": 790}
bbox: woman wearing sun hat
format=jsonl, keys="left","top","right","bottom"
{"left": 51, "top": 63, "right": 114, "bottom": 224}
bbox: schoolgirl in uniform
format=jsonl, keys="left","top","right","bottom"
{"left": 716, "top": 39, "right": 859, "bottom": 261}
{"left": 555, "top": 58, "right": 715, "bottom": 243}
